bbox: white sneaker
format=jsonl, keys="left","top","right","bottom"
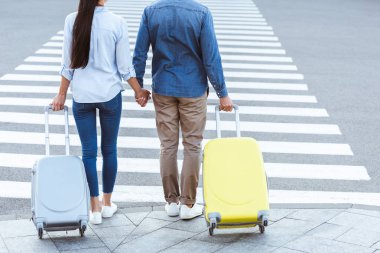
{"left": 102, "top": 203, "right": 118, "bottom": 218}
{"left": 90, "top": 212, "right": 102, "bottom": 225}
{"left": 180, "top": 204, "right": 204, "bottom": 220}
{"left": 165, "top": 203, "right": 180, "bottom": 217}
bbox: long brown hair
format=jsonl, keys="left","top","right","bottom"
{"left": 70, "top": 0, "right": 98, "bottom": 69}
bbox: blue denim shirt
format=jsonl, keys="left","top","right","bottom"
{"left": 133, "top": 0, "right": 228, "bottom": 98}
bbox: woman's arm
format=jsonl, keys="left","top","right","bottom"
{"left": 51, "top": 76, "right": 70, "bottom": 111}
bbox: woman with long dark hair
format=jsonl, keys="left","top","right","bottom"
{"left": 51, "top": 0, "right": 150, "bottom": 225}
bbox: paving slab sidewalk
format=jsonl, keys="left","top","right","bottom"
{"left": 1, "top": 207, "right": 380, "bottom": 253}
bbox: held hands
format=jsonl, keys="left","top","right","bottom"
{"left": 219, "top": 96, "right": 233, "bottom": 112}
{"left": 135, "top": 88, "right": 151, "bottom": 107}
{"left": 51, "top": 94, "right": 66, "bottom": 111}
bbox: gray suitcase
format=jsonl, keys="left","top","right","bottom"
{"left": 31, "top": 105, "right": 89, "bottom": 239}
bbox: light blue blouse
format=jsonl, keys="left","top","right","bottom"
{"left": 60, "top": 6, "right": 136, "bottom": 103}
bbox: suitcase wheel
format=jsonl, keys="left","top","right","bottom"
{"left": 38, "top": 228, "right": 43, "bottom": 239}
{"left": 79, "top": 220, "right": 87, "bottom": 237}
{"left": 259, "top": 225, "right": 265, "bottom": 234}
{"left": 208, "top": 219, "right": 217, "bottom": 236}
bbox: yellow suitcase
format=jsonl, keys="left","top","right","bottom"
{"left": 203, "top": 105, "right": 270, "bottom": 236}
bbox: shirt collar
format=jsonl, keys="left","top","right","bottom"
{"left": 95, "top": 6, "right": 107, "bottom": 13}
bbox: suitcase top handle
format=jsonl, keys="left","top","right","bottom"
{"left": 44, "top": 105, "right": 70, "bottom": 156}
{"left": 215, "top": 104, "right": 241, "bottom": 138}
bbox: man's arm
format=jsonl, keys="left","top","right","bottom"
{"left": 133, "top": 9, "right": 151, "bottom": 88}
{"left": 200, "top": 9, "right": 233, "bottom": 111}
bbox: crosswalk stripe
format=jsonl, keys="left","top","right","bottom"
{"left": 0, "top": 154, "right": 370, "bottom": 181}
{"left": 1, "top": 181, "right": 379, "bottom": 206}
{"left": 16, "top": 61, "right": 298, "bottom": 72}
{"left": 24, "top": 56, "right": 61, "bottom": 63}
{"left": 36, "top": 47, "right": 287, "bottom": 55}
{"left": 0, "top": 131, "right": 354, "bottom": 155}
{"left": 0, "top": 85, "right": 317, "bottom": 103}
{"left": 0, "top": 112, "right": 341, "bottom": 135}
{"left": 0, "top": 98, "right": 328, "bottom": 117}
{"left": 15, "top": 65, "right": 61, "bottom": 72}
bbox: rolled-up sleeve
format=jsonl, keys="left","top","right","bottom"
{"left": 116, "top": 19, "right": 136, "bottom": 82}
{"left": 60, "top": 15, "right": 75, "bottom": 81}
{"left": 200, "top": 9, "right": 228, "bottom": 98}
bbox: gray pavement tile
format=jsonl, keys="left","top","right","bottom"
{"left": 147, "top": 211, "right": 181, "bottom": 222}
{"left": 165, "top": 217, "right": 208, "bottom": 233}
{"left": 285, "top": 235, "right": 375, "bottom": 253}
{"left": 239, "top": 218, "right": 320, "bottom": 247}
{"left": 89, "top": 214, "right": 134, "bottom": 229}
{"left": 193, "top": 227, "right": 256, "bottom": 244}
{"left": 160, "top": 239, "right": 223, "bottom": 253}
{"left": 114, "top": 228, "right": 195, "bottom": 253}
{"left": 0, "top": 220, "right": 36, "bottom": 238}
{"left": 121, "top": 217, "right": 172, "bottom": 244}
{"left": 0, "top": 236, "right": 8, "bottom": 253}
{"left": 306, "top": 223, "right": 350, "bottom": 240}
{"left": 125, "top": 212, "right": 150, "bottom": 226}
{"left": 152, "top": 206, "right": 165, "bottom": 211}
{"left": 271, "top": 248, "right": 305, "bottom": 253}
{"left": 328, "top": 212, "right": 380, "bottom": 232}
{"left": 93, "top": 225, "right": 135, "bottom": 251}
{"left": 50, "top": 233, "right": 105, "bottom": 251}
{"left": 48, "top": 226, "right": 96, "bottom": 237}
{"left": 216, "top": 240, "right": 277, "bottom": 253}
{"left": 286, "top": 209, "right": 343, "bottom": 223}
{"left": 373, "top": 241, "right": 380, "bottom": 249}
{"left": 269, "top": 209, "right": 296, "bottom": 222}
{"left": 348, "top": 208, "right": 380, "bottom": 218}
{"left": 121, "top": 206, "right": 153, "bottom": 214}
{"left": 4, "top": 235, "right": 59, "bottom": 253}
{"left": 335, "top": 227, "right": 380, "bottom": 247}
{"left": 60, "top": 247, "right": 111, "bottom": 253}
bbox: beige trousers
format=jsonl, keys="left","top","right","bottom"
{"left": 152, "top": 92, "right": 207, "bottom": 205}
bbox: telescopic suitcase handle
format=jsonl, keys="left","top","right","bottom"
{"left": 44, "top": 105, "right": 70, "bottom": 156}
{"left": 215, "top": 104, "right": 241, "bottom": 138}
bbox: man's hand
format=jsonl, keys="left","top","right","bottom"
{"left": 51, "top": 94, "right": 66, "bottom": 111}
{"left": 135, "top": 88, "right": 151, "bottom": 107}
{"left": 219, "top": 96, "right": 233, "bottom": 112}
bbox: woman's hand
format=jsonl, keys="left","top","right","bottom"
{"left": 135, "top": 88, "right": 151, "bottom": 107}
{"left": 51, "top": 94, "right": 67, "bottom": 111}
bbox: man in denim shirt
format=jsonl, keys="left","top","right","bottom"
{"left": 133, "top": 0, "right": 233, "bottom": 220}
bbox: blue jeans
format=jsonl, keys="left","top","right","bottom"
{"left": 72, "top": 92, "right": 122, "bottom": 197}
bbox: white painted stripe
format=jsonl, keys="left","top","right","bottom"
{"left": 0, "top": 74, "right": 60, "bottom": 82}
{"left": 0, "top": 112, "right": 340, "bottom": 135}
{"left": 2, "top": 181, "right": 379, "bottom": 206}
{"left": 224, "top": 72, "right": 304, "bottom": 80}
{"left": 0, "top": 131, "right": 353, "bottom": 155}
{"left": 50, "top": 36, "right": 64, "bottom": 41}
{"left": 0, "top": 154, "right": 369, "bottom": 181}
{"left": 57, "top": 31, "right": 64, "bottom": 35}
{"left": 221, "top": 82, "right": 307, "bottom": 90}
{"left": 0, "top": 153, "right": 363, "bottom": 179}
{"left": 43, "top": 42, "right": 64, "bottom": 48}
{"left": 265, "top": 163, "right": 370, "bottom": 180}
{"left": 222, "top": 63, "right": 297, "bottom": 71}
{"left": 221, "top": 55, "right": 292, "bottom": 62}
{"left": 217, "top": 35, "right": 278, "bottom": 41}
{"left": 218, "top": 41, "right": 281, "bottom": 47}
{"left": 121, "top": 17, "right": 266, "bottom": 23}
{"left": 34, "top": 47, "right": 286, "bottom": 56}
{"left": 0, "top": 85, "right": 316, "bottom": 103}
{"left": 0, "top": 97, "right": 327, "bottom": 117}
{"left": 220, "top": 48, "right": 284, "bottom": 54}
{"left": 36, "top": 49, "right": 62, "bottom": 55}
{"left": 15, "top": 65, "right": 61, "bottom": 72}
{"left": 24, "top": 56, "right": 61, "bottom": 63}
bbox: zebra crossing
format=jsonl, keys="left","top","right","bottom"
{"left": 0, "top": 0, "right": 378, "bottom": 207}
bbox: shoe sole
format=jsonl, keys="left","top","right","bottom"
{"left": 179, "top": 213, "right": 202, "bottom": 220}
